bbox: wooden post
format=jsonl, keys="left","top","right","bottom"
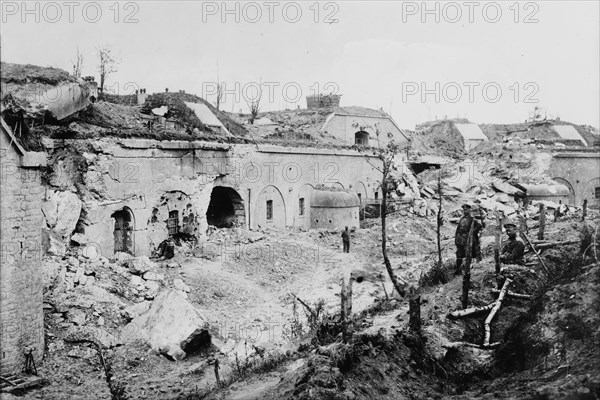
{"left": 340, "top": 271, "right": 353, "bottom": 343}
{"left": 494, "top": 208, "right": 501, "bottom": 278}
{"left": 538, "top": 204, "right": 546, "bottom": 241}
{"left": 408, "top": 288, "right": 421, "bottom": 335}
{"left": 461, "top": 221, "right": 475, "bottom": 309}
{"left": 214, "top": 358, "right": 221, "bottom": 387}
{"left": 436, "top": 174, "right": 443, "bottom": 269}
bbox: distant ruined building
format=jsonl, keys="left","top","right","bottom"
{"left": 306, "top": 94, "right": 342, "bottom": 109}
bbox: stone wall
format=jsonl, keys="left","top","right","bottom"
{"left": 321, "top": 114, "right": 407, "bottom": 148}
{"left": 306, "top": 94, "right": 341, "bottom": 109}
{"left": 548, "top": 151, "right": 600, "bottom": 208}
{"left": 0, "top": 129, "right": 45, "bottom": 373}
{"left": 42, "top": 139, "right": 394, "bottom": 258}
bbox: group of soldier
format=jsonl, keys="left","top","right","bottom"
{"left": 340, "top": 197, "right": 579, "bottom": 270}
{"left": 455, "top": 202, "right": 525, "bottom": 274}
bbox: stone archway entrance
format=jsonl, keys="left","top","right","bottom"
{"left": 112, "top": 207, "right": 134, "bottom": 255}
{"left": 552, "top": 177, "right": 576, "bottom": 205}
{"left": 206, "top": 186, "right": 245, "bottom": 228}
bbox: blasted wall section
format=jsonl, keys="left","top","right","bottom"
{"left": 44, "top": 139, "right": 389, "bottom": 258}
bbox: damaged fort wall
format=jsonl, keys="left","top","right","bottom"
{"left": 229, "top": 145, "right": 387, "bottom": 230}
{"left": 0, "top": 128, "right": 45, "bottom": 374}
{"left": 70, "top": 140, "right": 228, "bottom": 257}
{"left": 548, "top": 151, "right": 600, "bottom": 208}
{"left": 41, "top": 138, "right": 393, "bottom": 258}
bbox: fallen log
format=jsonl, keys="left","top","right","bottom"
{"left": 491, "top": 288, "right": 532, "bottom": 300}
{"left": 442, "top": 341, "right": 502, "bottom": 350}
{"left": 501, "top": 265, "right": 535, "bottom": 274}
{"left": 531, "top": 240, "right": 579, "bottom": 250}
{"left": 448, "top": 302, "right": 495, "bottom": 319}
{"left": 484, "top": 278, "right": 512, "bottom": 346}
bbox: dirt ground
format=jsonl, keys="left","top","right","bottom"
{"left": 8, "top": 211, "right": 600, "bottom": 400}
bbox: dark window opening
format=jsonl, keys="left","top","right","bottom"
{"left": 374, "top": 191, "right": 379, "bottom": 200}
{"left": 167, "top": 210, "right": 179, "bottom": 237}
{"left": 299, "top": 198, "right": 305, "bottom": 216}
{"left": 206, "top": 186, "right": 245, "bottom": 228}
{"left": 595, "top": 187, "right": 600, "bottom": 199}
{"left": 266, "top": 200, "right": 273, "bottom": 220}
{"left": 112, "top": 208, "right": 134, "bottom": 255}
{"left": 409, "top": 162, "right": 441, "bottom": 175}
{"left": 355, "top": 131, "right": 369, "bottom": 146}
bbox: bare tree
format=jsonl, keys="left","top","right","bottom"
{"left": 96, "top": 44, "right": 119, "bottom": 94}
{"left": 244, "top": 81, "right": 262, "bottom": 124}
{"left": 215, "top": 61, "right": 224, "bottom": 111}
{"left": 361, "top": 125, "right": 408, "bottom": 297}
{"left": 72, "top": 47, "right": 84, "bottom": 78}
{"left": 216, "top": 83, "right": 224, "bottom": 111}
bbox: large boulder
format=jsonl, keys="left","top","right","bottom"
{"left": 41, "top": 190, "right": 82, "bottom": 239}
{"left": 120, "top": 290, "right": 211, "bottom": 360}
{"left": 125, "top": 256, "right": 156, "bottom": 275}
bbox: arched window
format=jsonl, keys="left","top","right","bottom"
{"left": 355, "top": 131, "right": 369, "bottom": 146}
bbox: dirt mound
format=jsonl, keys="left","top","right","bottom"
{"left": 226, "top": 107, "right": 338, "bottom": 143}
{"left": 410, "top": 120, "right": 468, "bottom": 159}
{"left": 0, "top": 62, "right": 74, "bottom": 85}
{"left": 141, "top": 92, "right": 247, "bottom": 136}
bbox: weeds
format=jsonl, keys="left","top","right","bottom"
{"left": 282, "top": 294, "right": 329, "bottom": 341}
{"left": 176, "top": 348, "right": 291, "bottom": 400}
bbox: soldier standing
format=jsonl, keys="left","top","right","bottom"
{"left": 341, "top": 226, "right": 350, "bottom": 253}
{"left": 455, "top": 204, "right": 483, "bottom": 274}
{"left": 500, "top": 223, "right": 526, "bottom": 265}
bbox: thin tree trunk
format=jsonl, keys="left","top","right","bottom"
{"left": 381, "top": 169, "right": 406, "bottom": 297}
{"left": 461, "top": 221, "right": 475, "bottom": 309}
{"left": 436, "top": 174, "right": 443, "bottom": 269}
{"left": 408, "top": 293, "right": 421, "bottom": 334}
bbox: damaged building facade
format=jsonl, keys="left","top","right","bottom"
{"left": 43, "top": 138, "right": 401, "bottom": 259}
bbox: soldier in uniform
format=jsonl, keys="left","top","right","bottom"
{"left": 500, "top": 223, "right": 526, "bottom": 265}
{"left": 341, "top": 226, "right": 350, "bottom": 253}
{"left": 455, "top": 203, "right": 484, "bottom": 274}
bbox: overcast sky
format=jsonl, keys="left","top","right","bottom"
{"left": 2, "top": 1, "right": 598, "bottom": 129}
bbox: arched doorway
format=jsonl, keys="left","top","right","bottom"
{"left": 253, "top": 185, "right": 286, "bottom": 229}
{"left": 552, "top": 177, "right": 576, "bottom": 205}
{"left": 353, "top": 181, "right": 367, "bottom": 202}
{"left": 112, "top": 207, "right": 134, "bottom": 255}
{"left": 206, "top": 186, "right": 245, "bottom": 228}
{"left": 584, "top": 177, "right": 600, "bottom": 209}
{"left": 355, "top": 131, "right": 369, "bottom": 146}
{"left": 353, "top": 181, "right": 368, "bottom": 220}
